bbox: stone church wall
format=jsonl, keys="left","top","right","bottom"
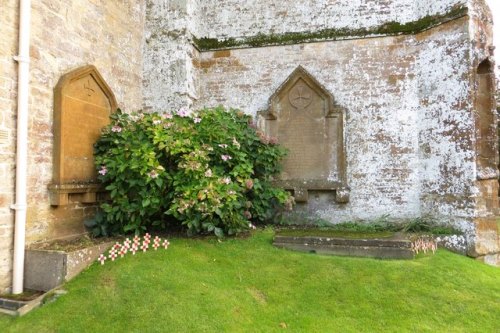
{"left": 141, "top": 0, "right": 497, "bottom": 260}
{"left": 193, "top": 18, "right": 471, "bottom": 225}
{"left": 195, "top": 0, "right": 464, "bottom": 39}
{"left": 0, "top": 0, "right": 145, "bottom": 292}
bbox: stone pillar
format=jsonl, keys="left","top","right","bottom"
{"left": 468, "top": 0, "right": 500, "bottom": 264}
{"left": 143, "top": 0, "right": 199, "bottom": 112}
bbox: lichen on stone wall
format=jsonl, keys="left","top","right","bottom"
{"left": 192, "top": 5, "right": 468, "bottom": 51}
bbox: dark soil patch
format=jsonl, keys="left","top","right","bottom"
{"left": 28, "top": 235, "right": 120, "bottom": 252}
{"left": 0, "top": 289, "right": 44, "bottom": 302}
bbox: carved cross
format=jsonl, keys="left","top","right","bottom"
{"left": 84, "top": 79, "right": 95, "bottom": 97}
{"left": 289, "top": 83, "right": 312, "bottom": 109}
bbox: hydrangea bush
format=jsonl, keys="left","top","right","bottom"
{"left": 93, "top": 107, "right": 293, "bottom": 237}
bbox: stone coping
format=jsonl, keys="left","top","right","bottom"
{"left": 0, "top": 288, "right": 67, "bottom": 317}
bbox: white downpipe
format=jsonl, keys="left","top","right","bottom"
{"left": 11, "top": 0, "right": 31, "bottom": 294}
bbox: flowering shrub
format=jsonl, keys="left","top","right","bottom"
{"left": 94, "top": 107, "right": 293, "bottom": 237}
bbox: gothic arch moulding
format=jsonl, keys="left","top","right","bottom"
{"left": 49, "top": 65, "right": 117, "bottom": 205}
{"left": 259, "top": 66, "right": 349, "bottom": 203}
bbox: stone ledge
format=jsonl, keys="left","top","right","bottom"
{"left": 48, "top": 183, "right": 106, "bottom": 206}
{"left": 274, "top": 235, "right": 414, "bottom": 259}
{"left": 0, "top": 288, "right": 67, "bottom": 317}
{"left": 192, "top": 5, "right": 467, "bottom": 51}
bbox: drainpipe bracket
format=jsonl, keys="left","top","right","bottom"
{"left": 10, "top": 204, "right": 28, "bottom": 211}
{"left": 12, "top": 55, "right": 30, "bottom": 64}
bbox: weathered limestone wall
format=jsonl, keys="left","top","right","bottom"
{"left": 144, "top": 0, "right": 468, "bottom": 112}
{"left": 195, "top": 0, "right": 465, "bottom": 39}
{"left": 193, "top": 27, "right": 428, "bottom": 223}
{"left": 417, "top": 19, "right": 474, "bottom": 231}
{"left": 0, "top": 0, "right": 145, "bottom": 292}
{"left": 143, "top": 0, "right": 199, "bottom": 112}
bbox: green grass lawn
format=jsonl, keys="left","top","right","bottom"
{"left": 0, "top": 229, "right": 499, "bottom": 332}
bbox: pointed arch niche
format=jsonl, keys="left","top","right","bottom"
{"left": 259, "top": 66, "right": 349, "bottom": 203}
{"left": 475, "top": 58, "right": 497, "bottom": 178}
{"left": 48, "top": 65, "right": 117, "bottom": 206}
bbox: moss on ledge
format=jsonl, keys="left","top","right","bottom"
{"left": 193, "top": 5, "right": 467, "bottom": 51}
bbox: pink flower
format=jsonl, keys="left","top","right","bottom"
{"left": 163, "top": 122, "right": 173, "bottom": 129}
{"left": 177, "top": 107, "right": 189, "bottom": 117}
{"left": 162, "top": 113, "right": 173, "bottom": 119}
{"left": 148, "top": 170, "right": 159, "bottom": 179}
{"left": 111, "top": 125, "right": 122, "bottom": 133}
{"left": 221, "top": 154, "right": 232, "bottom": 161}
{"left": 221, "top": 177, "right": 231, "bottom": 185}
{"left": 98, "top": 166, "right": 108, "bottom": 176}
{"left": 218, "top": 144, "right": 228, "bottom": 149}
{"left": 193, "top": 117, "right": 202, "bottom": 123}
{"left": 244, "top": 211, "right": 252, "bottom": 219}
{"left": 162, "top": 239, "right": 170, "bottom": 249}
{"left": 268, "top": 136, "right": 278, "bottom": 145}
{"left": 245, "top": 179, "right": 254, "bottom": 190}
{"left": 204, "top": 169, "right": 213, "bottom": 177}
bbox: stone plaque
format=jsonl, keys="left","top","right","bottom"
{"left": 259, "top": 66, "right": 348, "bottom": 203}
{"left": 49, "top": 65, "right": 117, "bottom": 205}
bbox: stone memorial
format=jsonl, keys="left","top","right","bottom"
{"left": 259, "top": 66, "right": 349, "bottom": 203}
{"left": 48, "top": 65, "right": 117, "bottom": 206}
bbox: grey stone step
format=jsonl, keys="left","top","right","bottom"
{"left": 273, "top": 235, "right": 414, "bottom": 259}
{"left": 0, "top": 298, "right": 27, "bottom": 311}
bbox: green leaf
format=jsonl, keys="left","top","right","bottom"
{"left": 214, "top": 227, "right": 224, "bottom": 238}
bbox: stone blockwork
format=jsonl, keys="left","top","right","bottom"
{"left": 0, "top": 0, "right": 145, "bottom": 292}
{"left": 195, "top": 0, "right": 465, "bottom": 40}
